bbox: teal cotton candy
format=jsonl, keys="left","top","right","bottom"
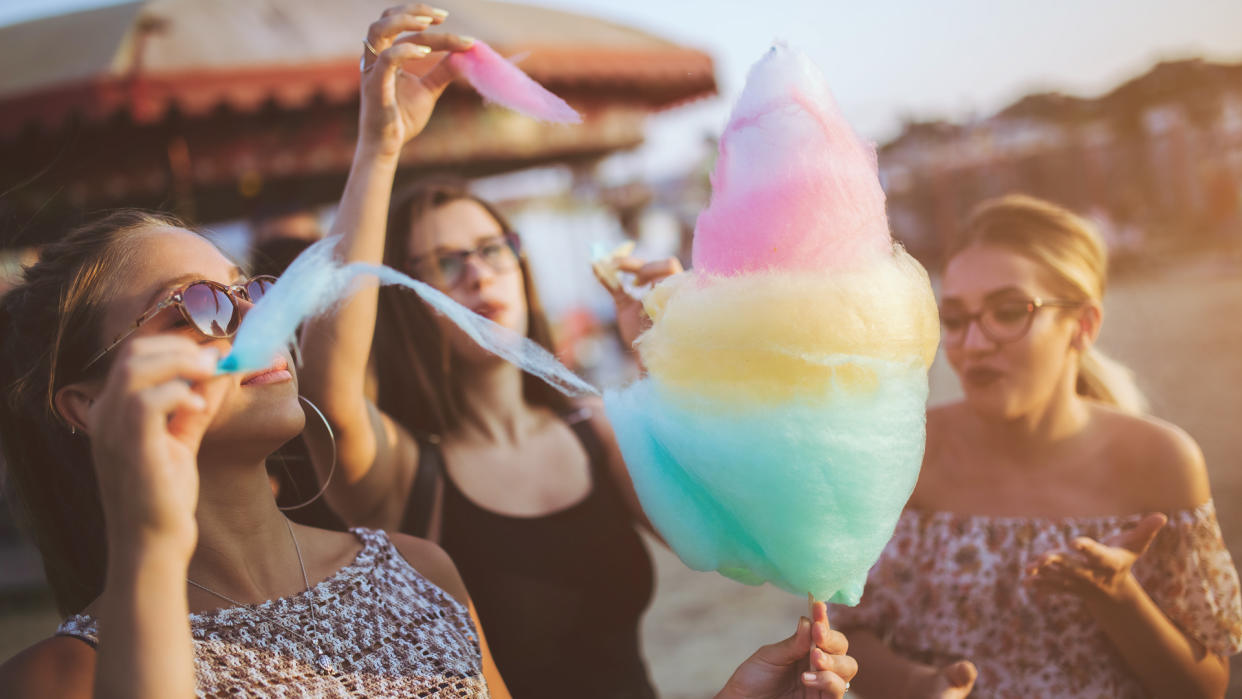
{"left": 220, "top": 234, "right": 597, "bottom": 398}
{"left": 603, "top": 359, "right": 929, "bottom": 604}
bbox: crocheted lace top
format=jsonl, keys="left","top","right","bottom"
{"left": 57, "top": 528, "right": 489, "bottom": 698}
{"left": 830, "top": 501, "right": 1242, "bottom": 698}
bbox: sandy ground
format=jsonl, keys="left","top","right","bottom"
{"left": 2, "top": 250, "right": 1240, "bottom": 697}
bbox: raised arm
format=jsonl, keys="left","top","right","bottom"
{"left": 298, "top": 6, "right": 472, "bottom": 528}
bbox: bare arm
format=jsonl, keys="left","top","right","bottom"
{"left": 45, "top": 336, "right": 230, "bottom": 697}
{"left": 297, "top": 8, "right": 472, "bottom": 528}
{"left": 1027, "top": 423, "right": 1228, "bottom": 698}
{"left": 0, "top": 637, "right": 96, "bottom": 698}
{"left": 93, "top": 541, "right": 197, "bottom": 698}
{"left": 1084, "top": 575, "right": 1229, "bottom": 698}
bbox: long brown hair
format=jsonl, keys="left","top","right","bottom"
{"left": 373, "top": 180, "right": 572, "bottom": 438}
{"left": 0, "top": 210, "right": 182, "bottom": 615}
{"left": 948, "top": 194, "right": 1147, "bottom": 413}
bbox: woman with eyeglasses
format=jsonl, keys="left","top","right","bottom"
{"left": 0, "top": 6, "right": 858, "bottom": 698}
{"left": 293, "top": 29, "right": 691, "bottom": 699}
{"left": 829, "top": 194, "right": 1242, "bottom": 698}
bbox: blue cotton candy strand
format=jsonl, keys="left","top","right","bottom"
{"left": 219, "top": 235, "right": 598, "bottom": 398}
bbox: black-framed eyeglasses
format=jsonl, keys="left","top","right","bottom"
{"left": 84, "top": 276, "right": 277, "bottom": 370}
{"left": 405, "top": 233, "right": 521, "bottom": 289}
{"left": 939, "top": 296, "right": 1083, "bottom": 347}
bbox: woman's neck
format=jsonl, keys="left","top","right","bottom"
{"left": 186, "top": 459, "right": 303, "bottom": 602}
{"left": 453, "top": 359, "right": 538, "bottom": 445}
{"left": 972, "top": 370, "right": 1091, "bottom": 462}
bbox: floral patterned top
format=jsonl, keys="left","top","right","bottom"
{"left": 830, "top": 501, "right": 1242, "bottom": 698}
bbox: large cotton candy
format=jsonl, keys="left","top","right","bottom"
{"left": 220, "top": 235, "right": 596, "bottom": 398}
{"left": 449, "top": 41, "right": 581, "bottom": 124}
{"left": 604, "top": 43, "right": 939, "bottom": 604}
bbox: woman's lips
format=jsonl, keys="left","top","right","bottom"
{"left": 240, "top": 357, "right": 292, "bottom": 386}
{"left": 471, "top": 302, "right": 507, "bottom": 321}
{"left": 963, "top": 366, "right": 1003, "bottom": 387}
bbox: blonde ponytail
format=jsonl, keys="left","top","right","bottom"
{"left": 1077, "top": 346, "right": 1147, "bottom": 414}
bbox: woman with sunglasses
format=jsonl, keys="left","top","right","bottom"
{"left": 0, "top": 213, "right": 851, "bottom": 699}
{"left": 830, "top": 194, "right": 1242, "bottom": 697}
{"left": 0, "top": 6, "right": 857, "bottom": 698}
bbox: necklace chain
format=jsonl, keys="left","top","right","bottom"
{"left": 186, "top": 518, "right": 337, "bottom": 676}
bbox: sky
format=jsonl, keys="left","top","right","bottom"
{"left": 4, "top": 0, "right": 1242, "bottom": 175}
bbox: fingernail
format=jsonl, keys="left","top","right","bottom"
{"left": 802, "top": 672, "right": 817, "bottom": 683}
{"left": 188, "top": 393, "right": 207, "bottom": 411}
{"left": 413, "top": 14, "right": 435, "bottom": 24}
{"left": 413, "top": 44, "right": 432, "bottom": 56}
{"left": 460, "top": 35, "right": 476, "bottom": 46}
{"left": 431, "top": 8, "right": 448, "bottom": 18}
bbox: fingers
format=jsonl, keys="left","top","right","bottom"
{"left": 811, "top": 602, "right": 849, "bottom": 655}
{"left": 1070, "top": 536, "right": 1126, "bottom": 574}
{"left": 800, "top": 668, "right": 850, "bottom": 697}
{"left": 1123, "top": 513, "right": 1168, "bottom": 555}
{"left": 614, "top": 256, "right": 684, "bottom": 286}
{"left": 395, "top": 33, "right": 476, "bottom": 96}
{"left": 136, "top": 380, "right": 207, "bottom": 423}
{"left": 811, "top": 647, "right": 858, "bottom": 681}
{"left": 943, "top": 660, "right": 978, "bottom": 689}
{"left": 395, "top": 32, "right": 475, "bottom": 53}
{"left": 380, "top": 3, "right": 449, "bottom": 20}
{"left": 107, "top": 337, "right": 220, "bottom": 393}
{"left": 813, "top": 622, "right": 850, "bottom": 656}
{"left": 756, "top": 616, "right": 812, "bottom": 666}
{"left": 366, "top": 11, "right": 440, "bottom": 54}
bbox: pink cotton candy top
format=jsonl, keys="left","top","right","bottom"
{"left": 691, "top": 44, "right": 892, "bottom": 276}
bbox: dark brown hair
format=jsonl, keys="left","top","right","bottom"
{"left": 0, "top": 210, "right": 183, "bottom": 615}
{"left": 372, "top": 180, "right": 572, "bottom": 438}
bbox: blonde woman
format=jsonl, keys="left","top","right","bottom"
{"left": 832, "top": 195, "right": 1242, "bottom": 698}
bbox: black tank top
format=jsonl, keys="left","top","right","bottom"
{"left": 400, "top": 410, "right": 656, "bottom": 699}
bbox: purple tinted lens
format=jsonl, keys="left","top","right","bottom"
{"left": 182, "top": 283, "right": 236, "bottom": 336}
{"left": 245, "top": 277, "right": 274, "bottom": 303}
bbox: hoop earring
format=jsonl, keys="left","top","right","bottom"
{"left": 278, "top": 395, "right": 337, "bottom": 512}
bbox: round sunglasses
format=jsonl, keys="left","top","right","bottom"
{"left": 939, "top": 296, "right": 1083, "bottom": 347}
{"left": 83, "top": 276, "right": 277, "bottom": 371}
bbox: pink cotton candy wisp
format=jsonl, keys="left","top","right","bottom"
{"left": 691, "top": 44, "right": 891, "bottom": 276}
{"left": 449, "top": 42, "right": 581, "bottom": 124}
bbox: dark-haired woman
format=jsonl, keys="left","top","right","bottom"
{"left": 297, "top": 39, "right": 685, "bottom": 699}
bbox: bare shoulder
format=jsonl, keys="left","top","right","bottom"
{"left": 299, "top": 524, "right": 369, "bottom": 574}
{"left": 924, "top": 402, "right": 964, "bottom": 449}
{"left": 0, "top": 635, "right": 96, "bottom": 698}
{"left": 909, "top": 402, "right": 966, "bottom": 508}
{"left": 579, "top": 396, "right": 621, "bottom": 448}
{"left": 386, "top": 532, "right": 470, "bottom": 606}
{"left": 1093, "top": 404, "right": 1211, "bottom": 512}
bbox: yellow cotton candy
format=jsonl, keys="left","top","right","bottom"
{"left": 636, "top": 247, "right": 939, "bottom": 404}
